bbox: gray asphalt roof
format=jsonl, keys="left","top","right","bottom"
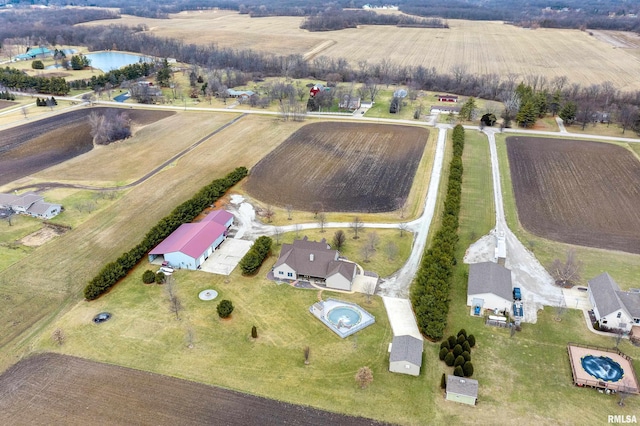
{"left": 467, "top": 262, "right": 513, "bottom": 302}
{"left": 589, "top": 272, "right": 640, "bottom": 319}
{"left": 390, "top": 335, "right": 423, "bottom": 366}
{"left": 589, "top": 272, "right": 622, "bottom": 317}
{"left": 447, "top": 375, "right": 478, "bottom": 398}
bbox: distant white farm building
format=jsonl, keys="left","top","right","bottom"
{"left": 430, "top": 105, "right": 460, "bottom": 114}
{"left": 148, "top": 210, "right": 233, "bottom": 270}
{"left": 0, "top": 192, "right": 62, "bottom": 219}
{"left": 467, "top": 262, "right": 513, "bottom": 315}
{"left": 388, "top": 335, "right": 423, "bottom": 376}
{"left": 273, "top": 237, "right": 357, "bottom": 291}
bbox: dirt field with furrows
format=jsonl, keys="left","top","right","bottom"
{"left": 0, "top": 108, "right": 175, "bottom": 186}
{"left": 245, "top": 122, "right": 427, "bottom": 213}
{"left": 507, "top": 137, "right": 640, "bottom": 254}
{"left": 80, "top": 12, "right": 640, "bottom": 91}
{"left": 0, "top": 100, "right": 15, "bottom": 110}
{"left": 0, "top": 353, "right": 385, "bottom": 426}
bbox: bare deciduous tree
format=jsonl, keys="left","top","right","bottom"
{"left": 51, "top": 328, "right": 65, "bottom": 346}
{"left": 332, "top": 230, "right": 346, "bottom": 251}
{"left": 351, "top": 216, "right": 363, "bottom": 239}
{"left": 366, "top": 232, "right": 379, "bottom": 252}
{"left": 363, "top": 280, "right": 376, "bottom": 304}
{"left": 165, "top": 276, "right": 182, "bottom": 320}
{"left": 399, "top": 222, "right": 408, "bottom": 237}
{"left": 355, "top": 366, "right": 373, "bottom": 389}
{"left": 311, "top": 201, "right": 323, "bottom": 218}
{"left": 396, "top": 197, "right": 408, "bottom": 219}
{"left": 361, "top": 244, "right": 373, "bottom": 263}
{"left": 263, "top": 205, "right": 275, "bottom": 223}
{"left": 273, "top": 226, "right": 283, "bottom": 245}
{"left": 186, "top": 327, "right": 195, "bottom": 349}
{"left": 317, "top": 212, "right": 326, "bottom": 233}
{"left": 549, "top": 249, "right": 583, "bottom": 287}
{"left": 285, "top": 204, "right": 293, "bottom": 220}
{"left": 384, "top": 241, "right": 399, "bottom": 261}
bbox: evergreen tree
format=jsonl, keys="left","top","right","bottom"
{"left": 516, "top": 101, "right": 537, "bottom": 127}
{"left": 459, "top": 97, "right": 477, "bottom": 121}
{"left": 559, "top": 101, "right": 577, "bottom": 125}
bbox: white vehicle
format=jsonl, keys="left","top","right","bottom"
{"left": 160, "top": 266, "right": 174, "bottom": 273}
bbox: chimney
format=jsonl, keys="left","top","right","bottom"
{"left": 310, "top": 254, "right": 314, "bottom": 262}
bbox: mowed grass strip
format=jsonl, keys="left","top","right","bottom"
{"left": 245, "top": 122, "right": 428, "bottom": 213}
{"left": 0, "top": 114, "right": 300, "bottom": 371}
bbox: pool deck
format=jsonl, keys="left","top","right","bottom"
{"left": 567, "top": 343, "right": 640, "bottom": 394}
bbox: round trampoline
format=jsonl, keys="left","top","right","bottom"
{"left": 199, "top": 289, "right": 218, "bottom": 301}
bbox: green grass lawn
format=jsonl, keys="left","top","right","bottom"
{"left": 36, "top": 262, "right": 437, "bottom": 425}
{"left": 494, "top": 133, "right": 640, "bottom": 288}
{"left": 0, "top": 215, "right": 41, "bottom": 272}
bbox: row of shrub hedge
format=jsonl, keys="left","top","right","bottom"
{"left": 83, "top": 167, "right": 248, "bottom": 300}
{"left": 239, "top": 236, "right": 272, "bottom": 275}
{"left": 411, "top": 124, "right": 465, "bottom": 340}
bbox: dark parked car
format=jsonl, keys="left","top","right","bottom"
{"left": 513, "top": 287, "right": 522, "bottom": 301}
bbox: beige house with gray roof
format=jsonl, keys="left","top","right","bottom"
{"left": 389, "top": 335, "right": 423, "bottom": 376}
{"left": 589, "top": 272, "right": 640, "bottom": 332}
{"left": 446, "top": 375, "right": 478, "bottom": 406}
{"left": 273, "top": 237, "right": 357, "bottom": 291}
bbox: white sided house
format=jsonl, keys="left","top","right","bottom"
{"left": 0, "top": 192, "right": 62, "bottom": 219}
{"left": 589, "top": 272, "right": 640, "bottom": 333}
{"left": 148, "top": 210, "right": 233, "bottom": 270}
{"left": 273, "top": 237, "right": 357, "bottom": 291}
{"left": 467, "top": 262, "right": 513, "bottom": 315}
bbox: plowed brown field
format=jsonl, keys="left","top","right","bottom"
{"left": 0, "top": 108, "right": 174, "bottom": 186}
{"left": 245, "top": 122, "right": 428, "bottom": 212}
{"left": 0, "top": 353, "right": 385, "bottom": 426}
{"left": 507, "top": 137, "right": 640, "bottom": 254}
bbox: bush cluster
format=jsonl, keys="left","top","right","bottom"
{"left": 239, "top": 236, "right": 272, "bottom": 275}
{"left": 83, "top": 167, "right": 248, "bottom": 300}
{"left": 439, "top": 329, "right": 475, "bottom": 377}
{"left": 411, "top": 125, "right": 465, "bottom": 340}
{"left": 0, "top": 91, "right": 15, "bottom": 100}
{"left": 217, "top": 300, "right": 234, "bottom": 318}
{"left": 35, "top": 97, "right": 57, "bottom": 107}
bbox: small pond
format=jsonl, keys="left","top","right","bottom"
{"left": 85, "top": 51, "right": 154, "bottom": 72}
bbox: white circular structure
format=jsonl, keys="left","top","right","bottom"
{"left": 198, "top": 289, "right": 218, "bottom": 301}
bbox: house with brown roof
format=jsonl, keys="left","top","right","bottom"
{"left": 273, "top": 237, "right": 357, "bottom": 291}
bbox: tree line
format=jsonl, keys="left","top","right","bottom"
{"left": 300, "top": 8, "right": 445, "bottom": 32}
{"left": 411, "top": 125, "right": 465, "bottom": 341}
{"left": 83, "top": 167, "right": 248, "bottom": 300}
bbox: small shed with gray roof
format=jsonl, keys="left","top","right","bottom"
{"left": 388, "top": 335, "right": 423, "bottom": 376}
{"left": 466, "top": 262, "right": 513, "bottom": 314}
{"left": 446, "top": 375, "right": 478, "bottom": 406}
{"left": 589, "top": 272, "right": 640, "bottom": 332}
